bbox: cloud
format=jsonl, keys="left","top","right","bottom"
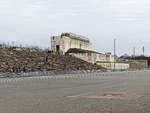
{"left": 0, "top": 0, "right": 150, "bottom": 55}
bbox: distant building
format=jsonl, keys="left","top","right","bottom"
{"left": 128, "top": 60, "right": 148, "bottom": 69}
{"left": 51, "top": 32, "right": 92, "bottom": 53}
{"left": 119, "top": 57, "right": 148, "bottom": 69}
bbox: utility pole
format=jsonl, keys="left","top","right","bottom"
{"left": 133, "top": 47, "right": 135, "bottom": 57}
{"left": 142, "top": 46, "right": 145, "bottom": 56}
{"left": 114, "top": 39, "right": 116, "bottom": 71}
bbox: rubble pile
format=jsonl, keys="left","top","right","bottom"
{"left": 0, "top": 46, "right": 102, "bottom": 72}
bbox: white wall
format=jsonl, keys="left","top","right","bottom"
{"left": 112, "top": 63, "right": 129, "bottom": 70}
{"left": 96, "top": 62, "right": 129, "bottom": 70}
{"left": 70, "top": 52, "right": 129, "bottom": 70}
{"left": 51, "top": 35, "right": 92, "bottom": 53}
{"left": 69, "top": 52, "right": 114, "bottom": 64}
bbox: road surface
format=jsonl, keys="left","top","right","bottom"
{"left": 0, "top": 70, "right": 150, "bottom": 113}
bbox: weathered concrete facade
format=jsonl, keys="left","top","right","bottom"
{"left": 51, "top": 33, "right": 129, "bottom": 70}
{"left": 96, "top": 62, "right": 129, "bottom": 70}
{"left": 51, "top": 33, "right": 92, "bottom": 53}
{"left": 128, "top": 60, "right": 148, "bottom": 69}
{"left": 67, "top": 48, "right": 129, "bottom": 70}
{"left": 67, "top": 49, "right": 114, "bottom": 64}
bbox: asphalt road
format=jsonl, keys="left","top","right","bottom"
{"left": 0, "top": 70, "right": 150, "bottom": 113}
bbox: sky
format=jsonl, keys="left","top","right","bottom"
{"left": 0, "top": 0, "right": 150, "bottom": 56}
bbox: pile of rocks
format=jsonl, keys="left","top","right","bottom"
{"left": 0, "top": 46, "right": 102, "bottom": 72}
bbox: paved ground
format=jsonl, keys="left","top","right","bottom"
{"left": 0, "top": 70, "right": 150, "bottom": 113}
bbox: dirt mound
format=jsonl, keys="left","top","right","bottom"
{"left": 0, "top": 46, "right": 102, "bottom": 72}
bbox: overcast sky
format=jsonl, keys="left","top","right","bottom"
{"left": 0, "top": 0, "right": 150, "bottom": 56}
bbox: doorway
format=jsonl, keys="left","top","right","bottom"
{"left": 56, "top": 45, "right": 60, "bottom": 52}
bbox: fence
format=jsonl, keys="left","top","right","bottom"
{"left": 0, "top": 69, "right": 109, "bottom": 78}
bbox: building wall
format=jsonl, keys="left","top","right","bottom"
{"left": 69, "top": 52, "right": 114, "bottom": 64}
{"left": 128, "top": 60, "right": 148, "bottom": 69}
{"left": 96, "top": 62, "right": 129, "bottom": 70}
{"left": 69, "top": 52, "right": 129, "bottom": 70}
{"left": 51, "top": 33, "right": 92, "bottom": 53}
{"left": 114, "top": 63, "right": 129, "bottom": 70}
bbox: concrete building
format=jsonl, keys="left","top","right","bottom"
{"left": 51, "top": 32, "right": 92, "bottom": 53}
{"left": 66, "top": 49, "right": 114, "bottom": 64}
{"left": 51, "top": 33, "right": 129, "bottom": 70}
{"left": 128, "top": 60, "right": 148, "bottom": 69}
{"left": 66, "top": 48, "right": 129, "bottom": 70}
{"left": 118, "top": 57, "right": 148, "bottom": 69}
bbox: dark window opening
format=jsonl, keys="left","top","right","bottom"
{"left": 56, "top": 45, "right": 60, "bottom": 52}
{"left": 80, "top": 44, "right": 82, "bottom": 49}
